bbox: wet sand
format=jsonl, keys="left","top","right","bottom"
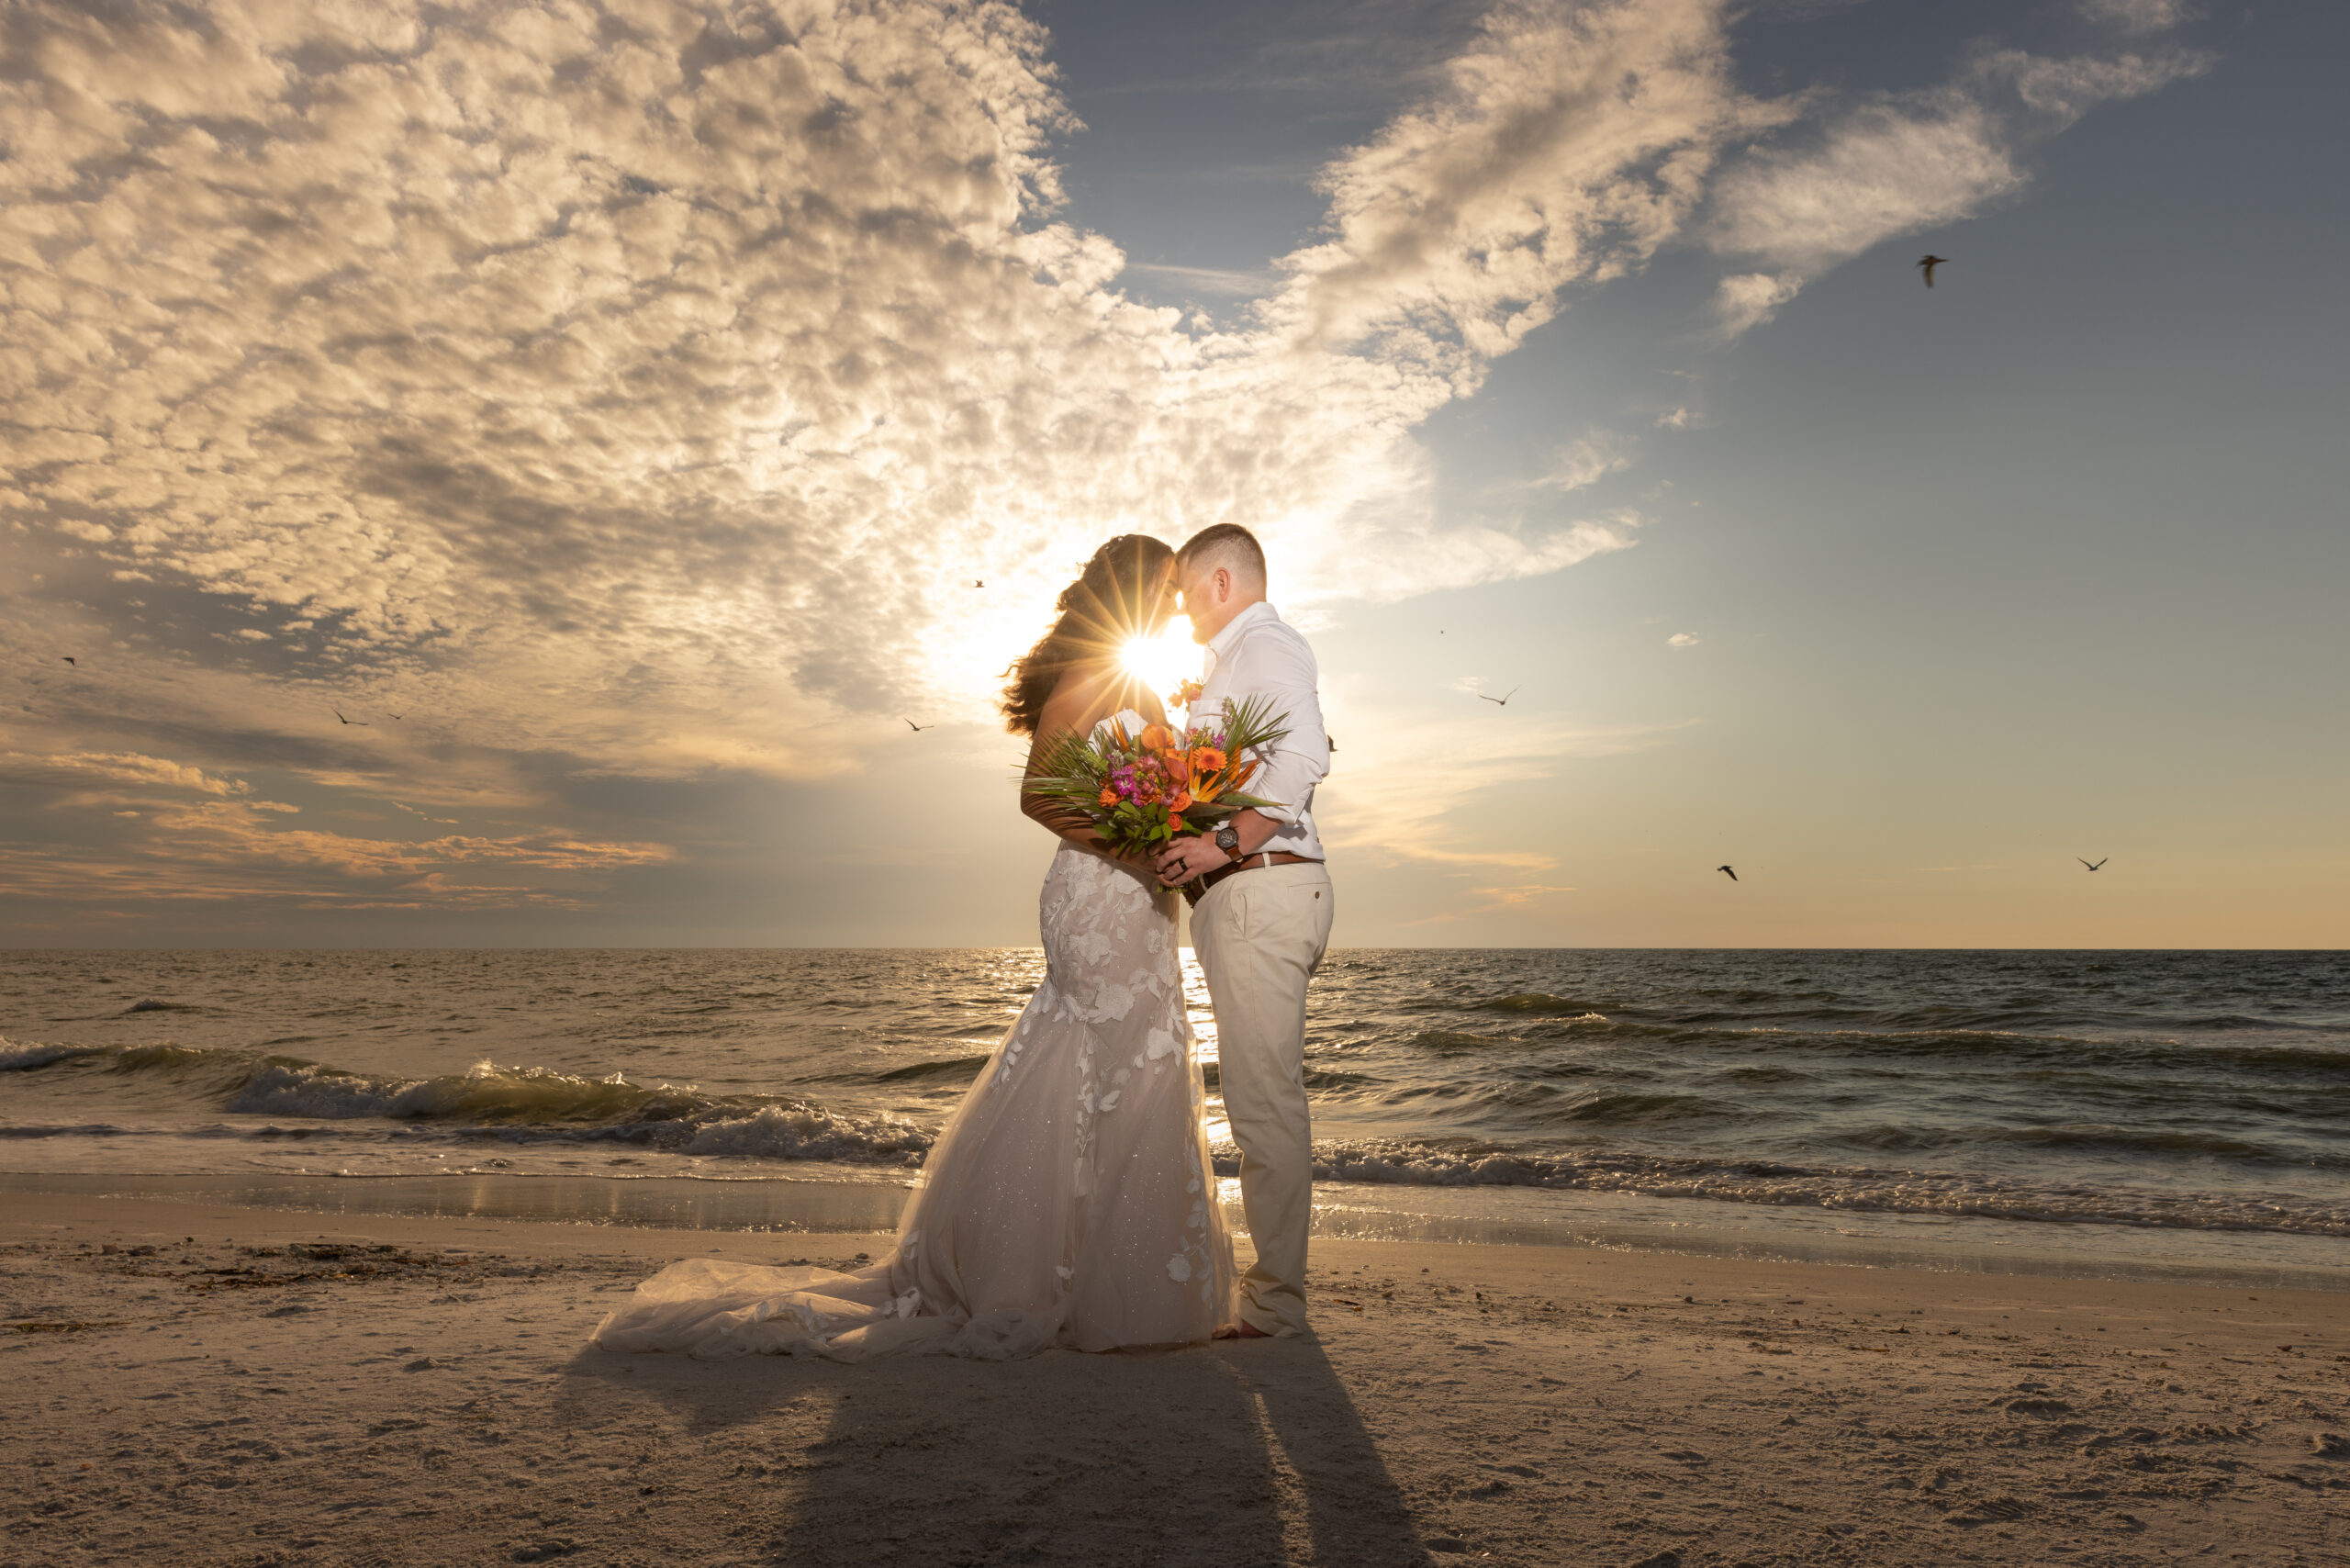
{"left": 4, "top": 1193, "right": 2345, "bottom": 1567}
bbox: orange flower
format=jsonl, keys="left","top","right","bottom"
{"left": 1168, "top": 814, "right": 1186, "bottom": 834}
{"left": 1098, "top": 788, "right": 1119, "bottom": 806}
{"left": 1138, "top": 723, "right": 1171, "bottom": 752}
{"left": 1169, "top": 790, "right": 1192, "bottom": 814}
{"left": 1190, "top": 746, "right": 1226, "bottom": 775}
{"left": 1229, "top": 759, "right": 1258, "bottom": 788}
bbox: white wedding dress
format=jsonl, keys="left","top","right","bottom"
{"left": 592, "top": 733, "right": 1237, "bottom": 1360}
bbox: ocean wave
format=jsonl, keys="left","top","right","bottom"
{"left": 1406, "top": 1025, "right": 1606, "bottom": 1053}
{"left": 1981, "top": 1123, "right": 2350, "bottom": 1169}
{"left": 227, "top": 1058, "right": 707, "bottom": 1125}
{"left": 1, "top": 1103, "right": 2338, "bottom": 1237}
{"left": 0, "top": 1122, "right": 148, "bottom": 1138}
{"left": 681, "top": 1104, "right": 930, "bottom": 1164}
{"left": 1718, "top": 1066, "right": 1814, "bottom": 1084}
{"left": 1404, "top": 1012, "right": 2350, "bottom": 1074}
{"left": 1804, "top": 1120, "right": 2347, "bottom": 1168}
{"left": 872, "top": 1055, "right": 990, "bottom": 1083}
{"left": 0, "top": 1038, "right": 108, "bottom": 1071}
{"left": 1287, "top": 1139, "right": 2350, "bottom": 1238}
{"left": 1547, "top": 1090, "right": 1732, "bottom": 1126}
{"left": 5, "top": 1023, "right": 2343, "bottom": 1237}
{"left": 0, "top": 1041, "right": 937, "bottom": 1169}
{"left": 1464, "top": 989, "right": 2350, "bottom": 1042}
{"left": 1474, "top": 993, "right": 1625, "bottom": 1014}
{"left": 1201, "top": 1063, "right": 1382, "bottom": 1092}
{"left": 1852, "top": 1005, "right": 2350, "bottom": 1037}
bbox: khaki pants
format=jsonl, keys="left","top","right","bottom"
{"left": 1189, "top": 859, "right": 1334, "bottom": 1335}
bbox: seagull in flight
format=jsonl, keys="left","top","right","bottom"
{"left": 905, "top": 719, "right": 933, "bottom": 733}
{"left": 1477, "top": 686, "right": 1520, "bottom": 707}
{"left": 60, "top": 656, "right": 76, "bottom": 667}
{"left": 2078, "top": 857, "right": 2107, "bottom": 871}
{"left": 333, "top": 709, "right": 369, "bottom": 726}
{"left": 974, "top": 580, "right": 984, "bottom": 588}
{"left": 1717, "top": 865, "right": 1738, "bottom": 881}
{"left": 1918, "top": 254, "right": 1949, "bottom": 287}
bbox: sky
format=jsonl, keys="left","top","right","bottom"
{"left": 1, "top": 0, "right": 2343, "bottom": 949}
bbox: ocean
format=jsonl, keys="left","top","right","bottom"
{"left": 4, "top": 947, "right": 2345, "bottom": 1288}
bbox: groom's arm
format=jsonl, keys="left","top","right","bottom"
{"left": 1224, "top": 808, "right": 1282, "bottom": 856}
{"left": 1156, "top": 630, "right": 1326, "bottom": 885}
{"left": 1156, "top": 807, "right": 1281, "bottom": 886}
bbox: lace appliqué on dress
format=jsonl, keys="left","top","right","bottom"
{"left": 592, "top": 833, "right": 1237, "bottom": 1361}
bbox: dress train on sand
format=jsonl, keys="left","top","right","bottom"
{"left": 592, "top": 788, "right": 1237, "bottom": 1360}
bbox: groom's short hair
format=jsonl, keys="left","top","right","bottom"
{"left": 1177, "top": 524, "right": 1266, "bottom": 587}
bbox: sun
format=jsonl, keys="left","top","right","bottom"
{"left": 1121, "top": 629, "right": 1198, "bottom": 694}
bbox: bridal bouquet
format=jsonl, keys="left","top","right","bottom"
{"left": 1024, "top": 682, "right": 1291, "bottom": 860}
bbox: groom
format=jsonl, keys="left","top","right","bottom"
{"left": 1154, "top": 524, "right": 1334, "bottom": 1340}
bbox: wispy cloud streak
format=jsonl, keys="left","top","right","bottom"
{"left": 1706, "top": 27, "right": 2210, "bottom": 331}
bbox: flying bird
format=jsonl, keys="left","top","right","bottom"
{"left": 2078, "top": 857, "right": 2107, "bottom": 871}
{"left": 1918, "top": 254, "right": 1949, "bottom": 287}
{"left": 974, "top": 580, "right": 984, "bottom": 588}
{"left": 1717, "top": 865, "right": 1738, "bottom": 881}
{"left": 1477, "top": 686, "right": 1520, "bottom": 707}
{"left": 333, "top": 709, "right": 369, "bottom": 726}
{"left": 61, "top": 656, "right": 76, "bottom": 667}
{"left": 905, "top": 719, "right": 933, "bottom": 733}
{"left": 386, "top": 713, "right": 404, "bottom": 721}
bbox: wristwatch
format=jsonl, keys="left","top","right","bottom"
{"left": 1214, "top": 824, "right": 1243, "bottom": 861}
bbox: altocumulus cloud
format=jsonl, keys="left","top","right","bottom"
{"left": 0, "top": 0, "right": 2210, "bottom": 923}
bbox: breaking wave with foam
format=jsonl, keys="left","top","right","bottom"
{"left": 1, "top": 1040, "right": 936, "bottom": 1169}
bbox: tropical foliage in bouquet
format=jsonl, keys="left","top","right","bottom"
{"left": 1024, "top": 687, "right": 1291, "bottom": 860}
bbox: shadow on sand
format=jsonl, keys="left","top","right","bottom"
{"left": 557, "top": 1331, "right": 1433, "bottom": 1567}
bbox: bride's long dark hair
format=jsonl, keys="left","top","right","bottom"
{"left": 1001, "top": 534, "right": 1175, "bottom": 735}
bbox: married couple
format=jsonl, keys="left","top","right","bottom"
{"left": 593, "top": 524, "right": 1332, "bottom": 1359}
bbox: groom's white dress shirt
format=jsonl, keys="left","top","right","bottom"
{"left": 1193, "top": 600, "right": 1326, "bottom": 862}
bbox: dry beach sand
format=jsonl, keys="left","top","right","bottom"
{"left": 4, "top": 1194, "right": 2345, "bottom": 1568}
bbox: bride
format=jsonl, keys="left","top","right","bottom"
{"left": 592, "top": 536, "right": 1237, "bottom": 1359}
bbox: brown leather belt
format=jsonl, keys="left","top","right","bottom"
{"left": 1180, "top": 851, "right": 1321, "bottom": 908}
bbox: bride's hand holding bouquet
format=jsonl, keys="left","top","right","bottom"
{"left": 1022, "top": 680, "right": 1291, "bottom": 865}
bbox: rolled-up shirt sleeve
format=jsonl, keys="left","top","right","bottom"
{"left": 1213, "top": 627, "right": 1326, "bottom": 826}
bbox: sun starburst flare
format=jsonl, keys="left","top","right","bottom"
{"left": 1121, "top": 631, "right": 1201, "bottom": 696}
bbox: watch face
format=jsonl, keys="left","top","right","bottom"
{"left": 1215, "top": 827, "right": 1238, "bottom": 849}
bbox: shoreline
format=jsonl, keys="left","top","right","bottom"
{"left": 6, "top": 1190, "right": 2346, "bottom": 1565}
{"left": 6, "top": 1169, "right": 2345, "bottom": 1297}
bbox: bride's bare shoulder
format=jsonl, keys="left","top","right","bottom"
{"left": 1035, "top": 665, "right": 1151, "bottom": 736}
